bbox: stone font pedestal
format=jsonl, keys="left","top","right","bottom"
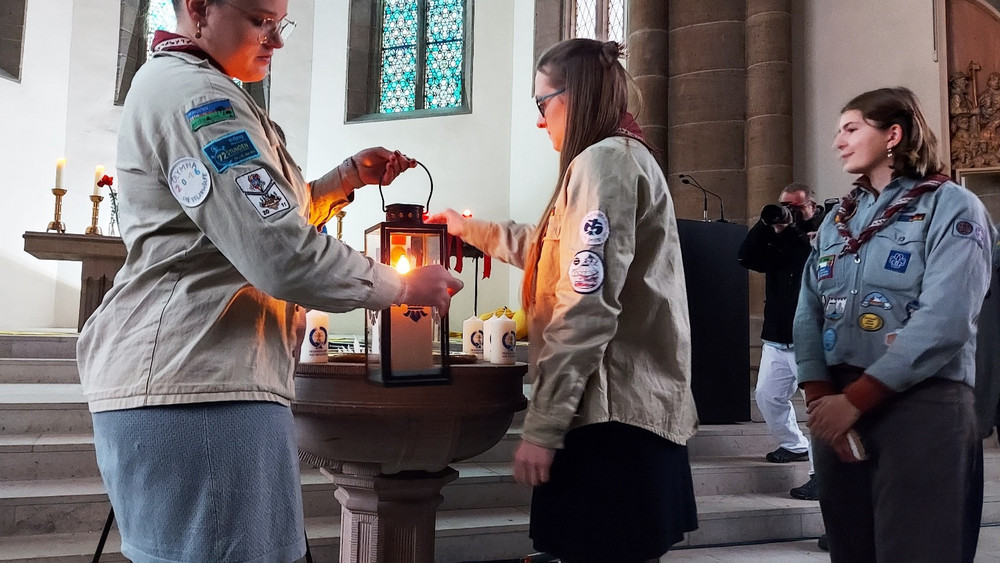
{"left": 324, "top": 464, "right": 459, "bottom": 563}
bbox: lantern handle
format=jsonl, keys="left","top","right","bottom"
{"left": 379, "top": 160, "right": 433, "bottom": 213}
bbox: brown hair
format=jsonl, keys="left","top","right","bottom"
{"left": 521, "top": 39, "right": 629, "bottom": 310}
{"left": 840, "top": 87, "right": 941, "bottom": 179}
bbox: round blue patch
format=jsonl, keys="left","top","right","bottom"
{"left": 823, "top": 328, "right": 837, "bottom": 351}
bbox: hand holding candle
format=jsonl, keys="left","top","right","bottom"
{"left": 55, "top": 158, "right": 66, "bottom": 189}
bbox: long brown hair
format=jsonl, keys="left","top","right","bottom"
{"left": 840, "top": 87, "right": 942, "bottom": 179}
{"left": 521, "top": 39, "right": 629, "bottom": 310}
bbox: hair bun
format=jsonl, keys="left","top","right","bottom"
{"left": 599, "top": 41, "right": 624, "bottom": 67}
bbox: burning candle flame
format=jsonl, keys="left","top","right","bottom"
{"left": 395, "top": 254, "right": 411, "bottom": 274}
{"left": 462, "top": 209, "right": 473, "bottom": 218}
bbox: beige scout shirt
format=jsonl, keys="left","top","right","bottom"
{"left": 77, "top": 50, "right": 402, "bottom": 413}
{"left": 461, "top": 136, "right": 698, "bottom": 449}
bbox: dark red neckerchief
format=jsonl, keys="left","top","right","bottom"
{"left": 615, "top": 112, "right": 658, "bottom": 152}
{"left": 150, "top": 30, "right": 227, "bottom": 74}
{"left": 834, "top": 173, "right": 950, "bottom": 256}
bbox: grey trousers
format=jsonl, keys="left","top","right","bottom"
{"left": 813, "top": 378, "right": 978, "bottom": 563}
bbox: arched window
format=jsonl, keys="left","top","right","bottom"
{"left": 346, "top": 0, "right": 472, "bottom": 121}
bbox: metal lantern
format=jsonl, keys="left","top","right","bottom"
{"left": 364, "top": 166, "right": 450, "bottom": 386}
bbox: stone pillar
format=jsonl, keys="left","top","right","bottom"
{"left": 745, "top": 0, "right": 792, "bottom": 376}
{"left": 666, "top": 1, "right": 747, "bottom": 222}
{"left": 626, "top": 0, "right": 669, "bottom": 168}
{"left": 325, "top": 465, "right": 459, "bottom": 563}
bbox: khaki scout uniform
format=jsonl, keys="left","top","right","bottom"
{"left": 461, "top": 136, "right": 698, "bottom": 449}
{"left": 78, "top": 49, "right": 402, "bottom": 412}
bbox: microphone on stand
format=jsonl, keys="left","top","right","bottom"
{"left": 678, "top": 174, "right": 710, "bottom": 222}
{"left": 679, "top": 174, "right": 728, "bottom": 223}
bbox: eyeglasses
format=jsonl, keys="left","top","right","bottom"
{"left": 535, "top": 88, "right": 565, "bottom": 117}
{"left": 218, "top": 0, "right": 297, "bottom": 45}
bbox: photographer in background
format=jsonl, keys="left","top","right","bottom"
{"left": 738, "top": 183, "right": 824, "bottom": 501}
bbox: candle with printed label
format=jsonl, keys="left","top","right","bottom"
{"left": 55, "top": 158, "right": 66, "bottom": 189}
{"left": 299, "top": 309, "right": 329, "bottom": 363}
{"left": 462, "top": 315, "right": 484, "bottom": 359}
{"left": 93, "top": 166, "right": 105, "bottom": 196}
{"left": 489, "top": 312, "right": 516, "bottom": 365}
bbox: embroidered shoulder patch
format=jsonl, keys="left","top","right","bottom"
{"left": 579, "top": 210, "right": 610, "bottom": 246}
{"left": 202, "top": 130, "right": 260, "bottom": 173}
{"left": 185, "top": 99, "right": 235, "bottom": 131}
{"left": 952, "top": 218, "right": 986, "bottom": 249}
{"left": 884, "top": 250, "right": 910, "bottom": 273}
{"left": 568, "top": 250, "right": 604, "bottom": 294}
{"left": 897, "top": 213, "right": 925, "bottom": 222}
{"left": 817, "top": 255, "right": 835, "bottom": 280}
{"left": 167, "top": 157, "right": 212, "bottom": 207}
{"left": 235, "top": 168, "right": 290, "bottom": 219}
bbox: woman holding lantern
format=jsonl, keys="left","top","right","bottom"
{"left": 429, "top": 38, "right": 698, "bottom": 563}
{"left": 75, "top": 1, "right": 462, "bottom": 562}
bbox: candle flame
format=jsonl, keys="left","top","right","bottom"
{"left": 462, "top": 209, "right": 473, "bottom": 217}
{"left": 395, "top": 254, "right": 411, "bottom": 274}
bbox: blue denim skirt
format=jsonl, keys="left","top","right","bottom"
{"left": 92, "top": 401, "right": 305, "bottom": 563}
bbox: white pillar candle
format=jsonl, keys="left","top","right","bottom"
{"left": 93, "top": 165, "right": 105, "bottom": 196}
{"left": 490, "top": 314, "right": 517, "bottom": 365}
{"left": 482, "top": 313, "right": 499, "bottom": 363}
{"left": 299, "top": 309, "right": 329, "bottom": 363}
{"left": 462, "top": 315, "right": 484, "bottom": 359}
{"left": 54, "top": 158, "right": 66, "bottom": 189}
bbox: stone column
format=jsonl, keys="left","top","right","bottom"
{"left": 665, "top": 1, "right": 748, "bottom": 222}
{"left": 745, "top": 0, "right": 792, "bottom": 376}
{"left": 626, "top": 0, "right": 669, "bottom": 168}
{"left": 325, "top": 465, "right": 459, "bottom": 563}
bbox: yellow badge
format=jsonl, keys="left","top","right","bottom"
{"left": 858, "top": 313, "right": 884, "bottom": 332}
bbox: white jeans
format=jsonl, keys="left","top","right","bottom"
{"left": 756, "top": 342, "right": 813, "bottom": 473}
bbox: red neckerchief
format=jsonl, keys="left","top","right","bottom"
{"left": 150, "top": 30, "right": 226, "bottom": 73}
{"left": 615, "top": 112, "right": 658, "bottom": 152}
{"left": 834, "top": 173, "right": 950, "bottom": 256}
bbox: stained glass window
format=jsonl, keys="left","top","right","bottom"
{"left": 378, "top": 0, "right": 466, "bottom": 114}
{"left": 146, "top": 0, "right": 177, "bottom": 60}
{"left": 569, "top": 0, "right": 625, "bottom": 44}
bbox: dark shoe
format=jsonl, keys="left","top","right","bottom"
{"left": 817, "top": 534, "right": 829, "bottom": 551}
{"left": 790, "top": 474, "right": 819, "bottom": 500}
{"left": 765, "top": 447, "right": 809, "bottom": 463}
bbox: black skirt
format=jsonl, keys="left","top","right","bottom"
{"left": 530, "top": 421, "right": 698, "bottom": 563}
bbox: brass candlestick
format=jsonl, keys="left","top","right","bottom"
{"left": 85, "top": 194, "right": 103, "bottom": 235}
{"left": 46, "top": 188, "right": 68, "bottom": 233}
{"left": 336, "top": 210, "right": 346, "bottom": 240}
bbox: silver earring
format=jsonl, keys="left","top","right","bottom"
{"left": 195, "top": 21, "right": 202, "bottom": 39}
{"left": 887, "top": 146, "right": 894, "bottom": 159}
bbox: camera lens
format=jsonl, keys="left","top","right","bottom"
{"left": 761, "top": 204, "right": 792, "bottom": 225}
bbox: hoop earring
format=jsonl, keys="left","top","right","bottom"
{"left": 195, "top": 21, "right": 202, "bottom": 39}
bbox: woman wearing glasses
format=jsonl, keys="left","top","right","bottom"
{"left": 429, "top": 38, "right": 698, "bottom": 563}
{"left": 76, "top": 1, "right": 462, "bottom": 561}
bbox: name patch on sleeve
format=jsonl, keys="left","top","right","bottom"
{"left": 235, "top": 167, "right": 290, "bottom": 219}
{"left": 185, "top": 99, "right": 236, "bottom": 131}
{"left": 202, "top": 130, "right": 260, "bottom": 173}
{"left": 952, "top": 219, "right": 986, "bottom": 249}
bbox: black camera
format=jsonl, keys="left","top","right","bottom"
{"left": 760, "top": 203, "right": 802, "bottom": 226}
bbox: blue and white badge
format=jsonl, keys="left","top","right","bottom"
{"left": 568, "top": 250, "right": 604, "bottom": 294}
{"left": 861, "top": 292, "right": 892, "bottom": 310}
{"left": 823, "top": 328, "right": 837, "bottom": 351}
{"left": 579, "top": 210, "right": 610, "bottom": 246}
{"left": 167, "top": 157, "right": 212, "bottom": 207}
{"left": 202, "top": 130, "right": 260, "bottom": 173}
{"left": 884, "top": 250, "right": 910, "bottom": 273}
{"left": 952, "top": 218, "right": 986, "bottom": 249}
{"left": 817, "top": 255, "right": 835, "bottom": 280}
{"left": 235, "top": 167, "right": 290, "bottom": 219}
{"left": 824, "top": 297, "right": 847, "bottom": 320}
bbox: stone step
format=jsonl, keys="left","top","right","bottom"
{"left": 0, "top": 334, "right": 79, "bottom": 360}
{"left": 0, "top": 385, "right": 92, "bottom": 435}
{"left": 0, "top": 359, "right": 80, "bottom": 384}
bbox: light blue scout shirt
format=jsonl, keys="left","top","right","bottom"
{"left": 794, "top": 176, "right": 994, "bottom": 392}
